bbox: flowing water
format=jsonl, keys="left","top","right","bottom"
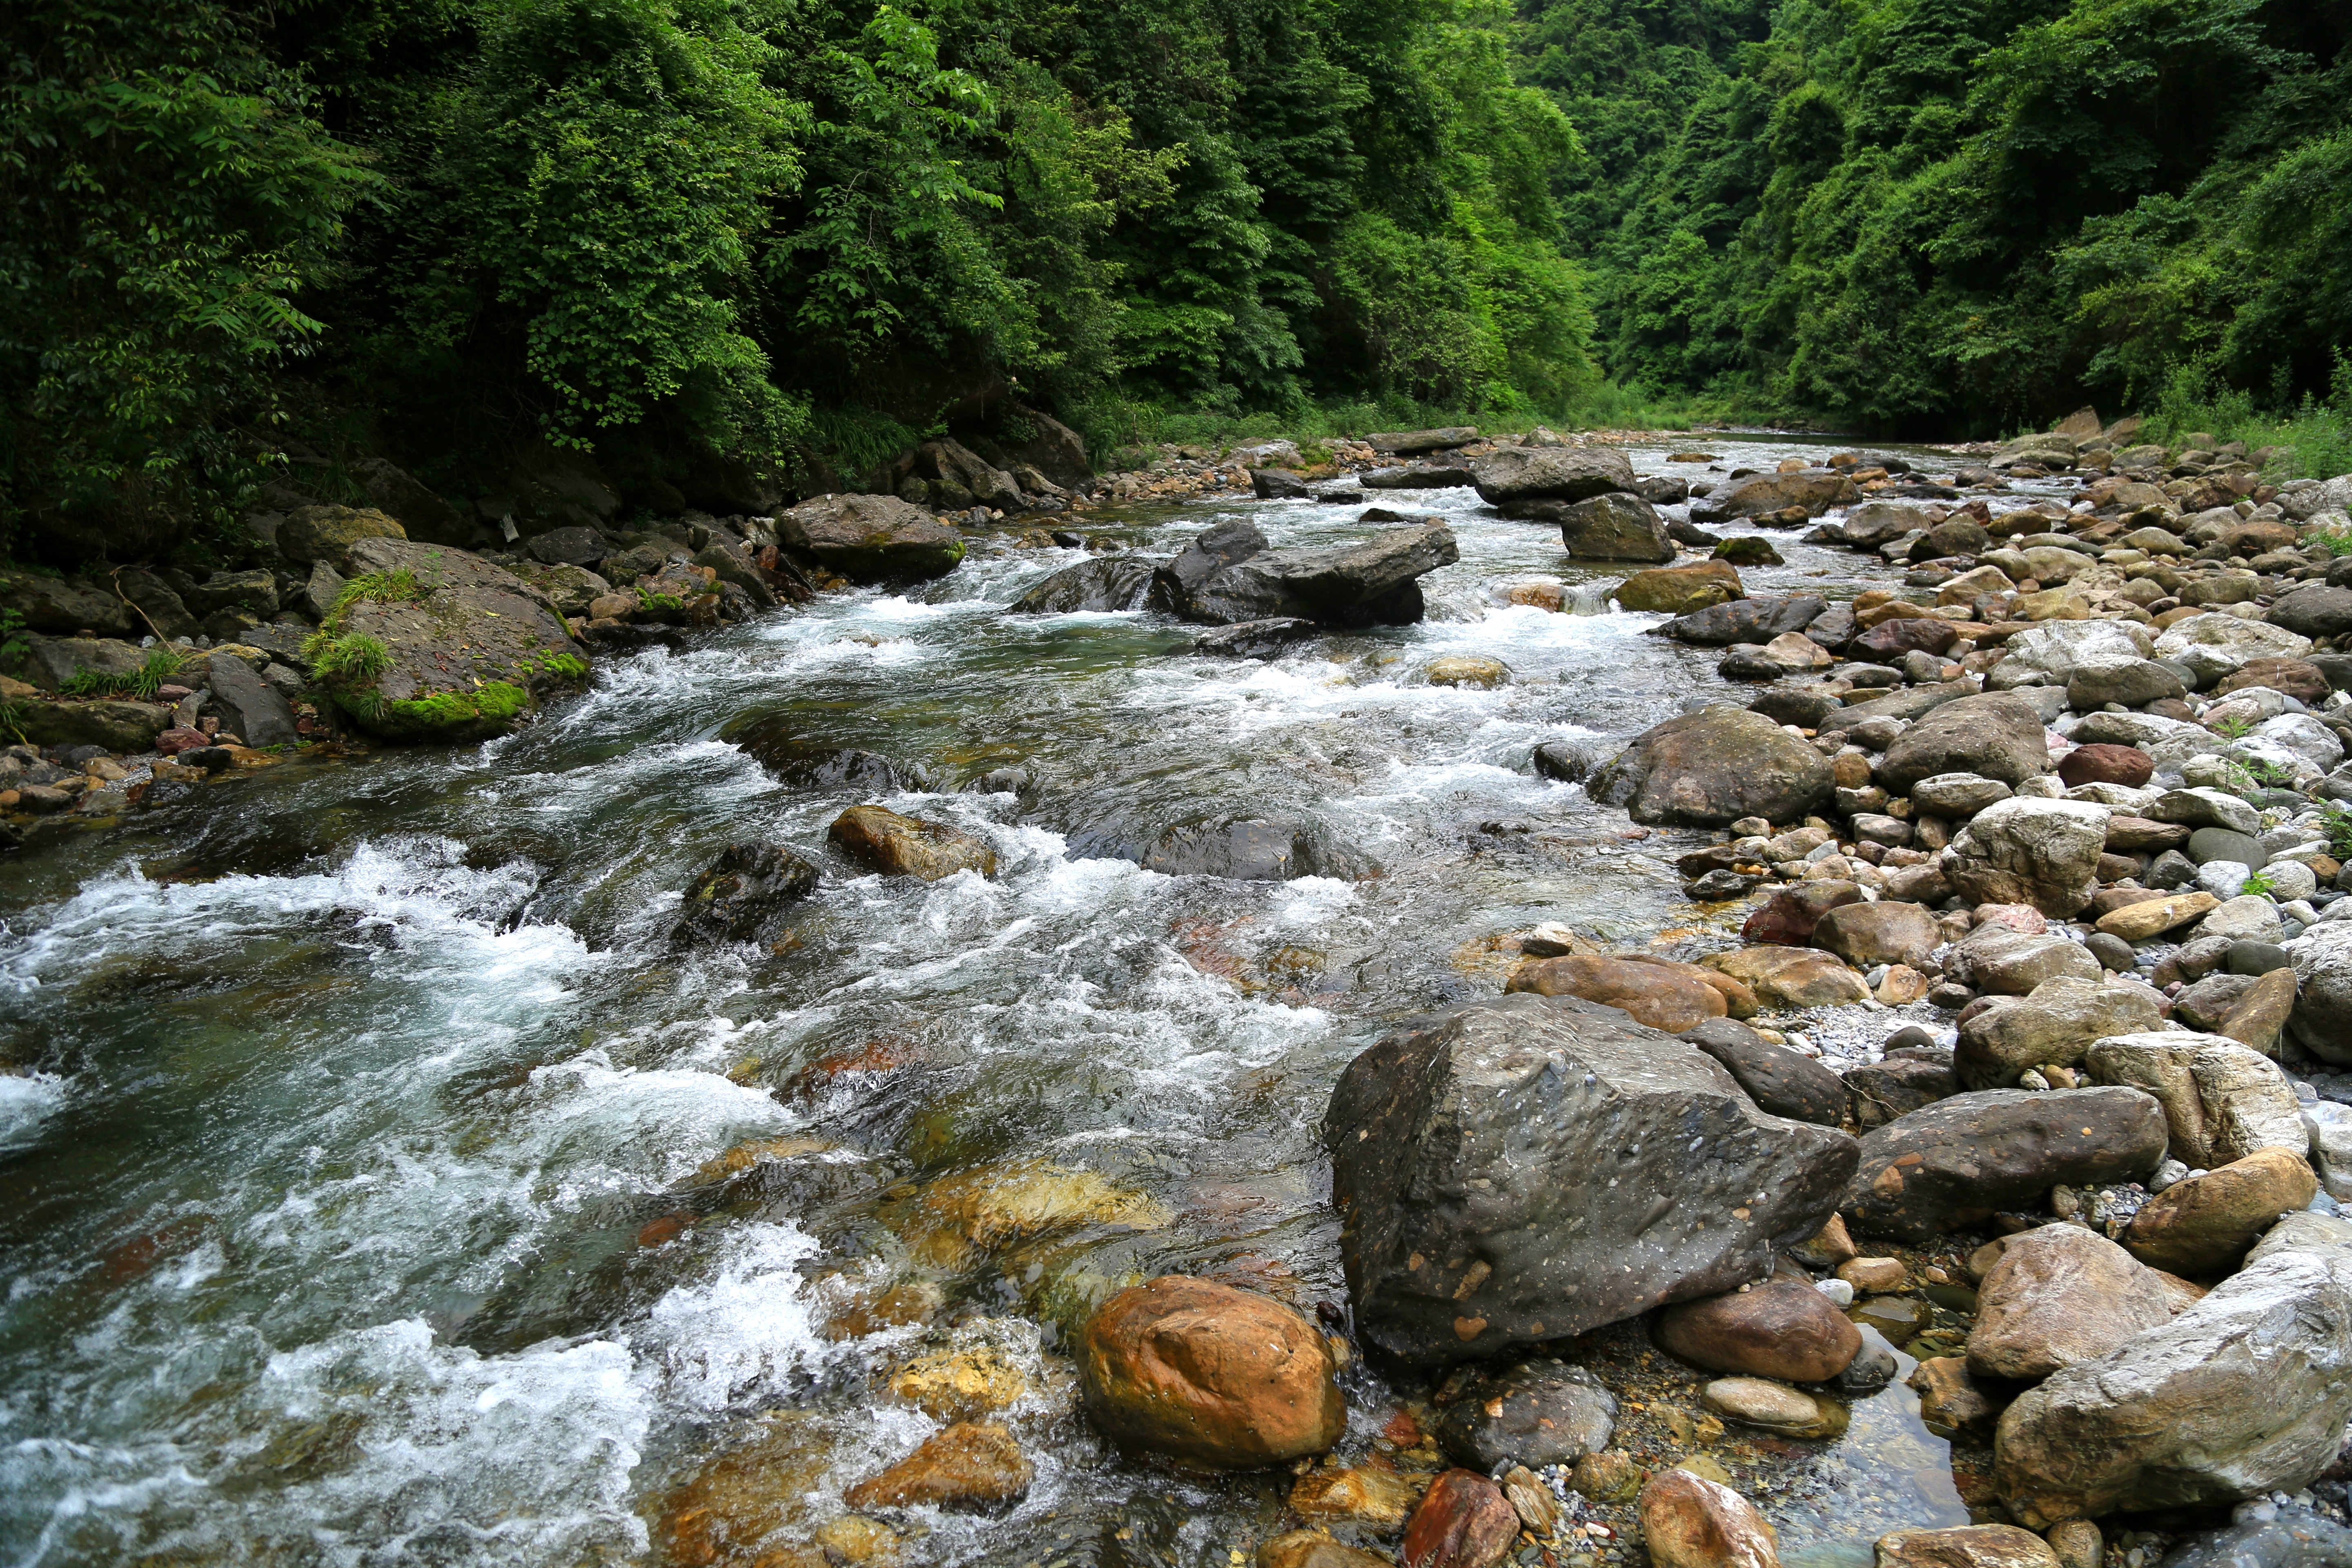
{"left": 2, "top": 437, "right": 1992, "bottom": 1567}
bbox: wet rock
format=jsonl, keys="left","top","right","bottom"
{"left": 1873, "top": 1525, "right": 2060, "bottom": 1568}
{"left": 2085, "top": 1035, "right": 2307, "bottom": 1169}
{"left": 1814, "top": 901, "right": 1944, "bottom": 970}
{"left": 1503, "top": 953, "right": 1731, "bottom": 1033}
{"left": 1967, "top": 1224, "right": 2176, "bottom": 1380}
{"left": 1326, "top": 994, "right": 1858, "bottom": 1364}
{"left": 674, "top": 842, "right": 820, "bottom": 945}
{"left": 2044, "top": 1521, "right": 2100, "bottom": 1568}
{"left": 1640, "top": 1467, "right": 1781, "bottom": 1568}
{"left": 1588, "top": 708, "right": 1834, "bottom": 827}
{"left": 1946, "top": 925, "right": 2104, "bottom": 995}
{"left": 1574, "top": 1450, "right": 1642, "bottom": 1502}
{"left": 1171, "top": 525, "right": 1459, "bottom": 627}
{"left": 1501, "top": 1465, "right": 1560, "bottom": 1535}
{"left": 1658, "top": 595, "right": 1826, "bottom": 646}
{"left": 1425, "top": 655, "right": 1508, "bottom": 688}
{"left": 1878, "top": 693, "right": 2053, "bottom": 790}
{"left": 1470, "top": 445, "right": 1636, "bottom": 506}
{"left": 1400, "top": 1469, "right": 1520, "bottom": 1568}
{"left": 828, "top": 805, "right": 995, "bottom": 880}
{"left": 1714, "top": 535, "right": 1783, "bottom": 566}
{"left": 278, "top": 504, "right": 406, "bottom": 569}
{"left": 1250, "top": 467, "right": 1312, "bottom": 500}
{"left": 1692, "top": 468, "right": 1858, "bottom": 523}
{"left": 894, "top": 1159, "right": 1166, "bottom": 1270}
{"left": 1192, "top": 617, "right": 1320, "bottom": 658}
{"left": 886, "top": 1342, "right": 1029, "bottom": 1422}
{"left": 1955, "top": 977, "right": 2165, "bottom": 1089}
{"left": 1911, "top": 1356, "right": 2000, "bottom": 1434}
{"left": 1702, "top": 1376, "right": 1844, "bottom": 1437}
{"left": 1838, "top": 1323, "right": 1901, "bottom": 1393}
{"left": 1685, "top": 1018, "right": 1848, "bottom": 1125}
{"left": 1434, "top": 1359, "right": 1618, "bottom": 1468}
{"left": 305, "top": 537, "right": 590, "bottom": 741}
{"left": 1091, "top": 815, "right": 1367, "bottom": 880}
{"left": 2124, "top": 1149, "right": 2318, "bottom": 1274}
{"left": 1556, "top": 493, "right": 1675, "bottom": 562}
{"left": 1995, "top": 1251, "right": 2352, "bottom": 1528}
{"left": 1842, "top": 1088, "right": 2168, "bottom": 1241}
{"left": 1009, "top": 557, "right": 1156, "bottom": 612}
{"left": 1838, "top": 1256, "right": 1910, "bottom": 1292}
{"left": 1655, "top": 1274, "right": 1862, "bottom": 1382}
{"left": 1945, "top": 799, "right": 2112, "bottom": 918}
{"left": 782, "top": 494, "right": 965, "bottom": 581}
{"left": 1076, "top": 1276, "right": 1344, "bottom": 1467}
{"left": 1258, "top": 1531, "right": 1391, "bottom": 1568}
{"left": 1615, "top": 561, "right": 1744, "bottom": 613}
{"left": 656, "top": 1411, "right": 838, "bottom": 1564}
{"left": 844, "top": 1422, "right": 1031, "bottom": 1512}
{"left": 1290, "top": 1463, "right": 1423, "bottom": 1529}
{"left": 1848, "top": 1058, "right": 1958, "bottom": 1129}
{"left": 1700, "top": 947, "right": 1872, "bottom": 1009}
{"left": 1744, "top": 881, "right": 1867, "bottom": 946}
{"left": 2156, "top": 1510, "right": 2352, "bottom": 1568}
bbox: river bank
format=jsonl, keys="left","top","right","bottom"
{"left": 3, "top": 424, "right": 2351, "bottom": 1568}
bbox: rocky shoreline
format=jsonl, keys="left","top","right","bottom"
{"left": 7, "top": 414, "right": 2352, "bottom": 1568}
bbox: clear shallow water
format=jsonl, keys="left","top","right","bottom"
{"left": 1, "top": 437, "right": 1991, "bottom": 1565}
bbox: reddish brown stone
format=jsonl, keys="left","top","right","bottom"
{"left": 1401, "top": 1470, "right": 1520, "bottom": 1568}
{"left": 843, "top": 1422, "right": 1031, "bottom": 1512}
{"left": 1742, "top": 880, "right": 1867, "bottom": 947}
{"left": 1653, "top": 1276, "right": 1863, "bottom": 1383}
{"left": 2218, "top": 657, "right": 2330, "bottom": 703}
{"left": 1853, "top": 617, "right": 1962, "bottom": 659}
{"left": 2057, "top": 744, "right": 2152, "bottom": 789}
{"left": 1503, "top": 953, "right": 1729, "bottom": 1033}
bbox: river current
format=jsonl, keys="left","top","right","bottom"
{"left": 2, "top": 435, "right": 1991, "bottom": 1567}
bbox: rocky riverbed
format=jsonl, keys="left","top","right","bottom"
{"left": 3, "top": 419, "right": 2352, "bottom": 1568}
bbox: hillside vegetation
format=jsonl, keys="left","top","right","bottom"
{"left": 3, "top": 0, "right": 2349, "bottom": 561}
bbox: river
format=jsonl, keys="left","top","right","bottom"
{"left": 1, "top": 434, "right": 1997, "bottom": 1567}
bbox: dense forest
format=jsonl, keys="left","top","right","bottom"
{"left": 4, "top": 0, "right": 2350, "bottom": 562}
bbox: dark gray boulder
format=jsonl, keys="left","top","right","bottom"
{"left": 1683, "top": 1018, "right": 1847, "bottom": 1125}
{"left": 1656, "top": 596, "right": 1826, "bottom": 645}
{"left": 1192, "top": 618, "right": 1319, "bottom": 658}
{"left": 780, "top": 494, "right": 965, "bottom": 581}
{"left": 1362, "top": 465, "right": 1474, "bottom": 490}
{"left": 1588, "top": 708, "right": 1835, "bottom": 826}
{"left": 529, "top": 526, "right": 609, "bottom": 568}
{"left": 1689, "top": 469, "right": 1858, "bottom": 524}
{"left": 2270, "top": 585, "right": 2352, "bottom": 639}
{"left": 1009, "top": 557, "right": 1156, "bottom": 614}
{"left": 1434, "top": 1360, "right": 1617, "bottom": 1469}
{"left": 1558, "top": 493, "right": 1673, "bottom": 563}
{"left": 1250, "top": 468, "right": 1312, "bottom": 500}
{"left": 1069, "top": 815, "right": 1370, "bottom": 880}
{"left": 1845, "top": 1056, "right": 1955, "bottom": 1129}
{"left": 1841, "top": 1087, "right": 2167, "bottom": 1241}
{"left": 1158, "top": 525, "right": 1458, "bottom": 628}
{"left": 207, "top": 652, "right": 298, "bottom": 748}
{"left": 1471, "top": 446, "right": 1636, "bottom": 506}
{"left": 1325, "top": 993, "right": 1858, "bottom": 1365}
{"left": 1147, "top": 521, "right": 1268, "bottom": 613}
{"left": 1875, "top": 691, "right": 2052, "bottom": 789}
{"left": 674, "top": 842, "right": 820, "bottom": 944}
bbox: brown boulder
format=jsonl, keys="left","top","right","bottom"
{"left": 1076, "top": 1276, "right": 1345, "bottom": 1468}
{"left": 1909, "top": 1356, "right": 1999, "bottom": 1434}
{"left": 1589, "top": 708, "right": 1835, "bottom": 827}
{"left": 1653, "top": 1276, "right": 1862, "bottom": 1383}
{"left": 1639, "top": 1467, "right": 1781, "bottom": 1568}
{"left": 1812, "top": 901, "right": 1943, "bottom": 969}
{"left": 2057, "top": 745, "right": 2152, "bottom": 789}
{"left": 1289, "top": 1463, "right": 1423, "bottom": 1529}
{"left": 1967, "top": 1225, "right": 2175, "bottom": 1380}
{"left": 1401, "top": 1469, "right": 1520, "bottom": 1568}
{"left": 1853, "top": 616, "right": 1962, "bottom": 661}
{"left": 1700, "top": 947, "right": 1872, "bottom": 1009}
{"left": 829, "top": 805, "right": 998, "bottom": 880}
{"left": 2123, "top": 1149, "right": 2318, "bottom": 1275}
{"left": 1616, "top": 561, "right": 1745, "bottom": 614}
{"left": 1873, "top": 1525, "right": 2059, "bottom": 1568}
{"left": 2217, "top": 658, "right": 2331, "bottom": 703}
{"left": 843, "top": 1422, "right": 1031, "bottom": 1512}
{"left": 2094, "top": 891, "right": 2217, "bottom": 942}
{"left": 1743, "top": 881, "right": 1866, "bottom": 947}
{"left": 1504, "top": 953, "right": 1728, "bottom": 1033}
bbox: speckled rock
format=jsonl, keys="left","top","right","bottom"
{"left": 1842, "top": 1089, "right": 2168, "bottom": 1242}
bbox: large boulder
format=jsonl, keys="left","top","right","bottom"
{"left": 1840, "top": 1089, "right": 2168, "bottom": 1241}
{"left": 1953, "top": 977, "right": 2165, "bottom": 1089}
{"left": 1835, "top": 502, "right": 1934, "bottom": 547}
{"left": 278, "top": 504, "right": 408, "bottom": 569}
{"left": 11, "top": 697, "right": 172, "bottom": 753}
{"left": 1470, "top": 445, "right": 1635, "bottom": 506}
{"left": 1877, "top": 693, "right": 2052, "bottom": 789}
{"left": 1690, "top": 469, "right": 1858, "bottom": 523}
{"left": 2288, "top": 923, "right": 2352, "bottom": 1063}
{"left": 307, "top": 537, "right": 590, "bottom": 741}
{"left": 2152, "top": 614, "right": 2314, "bottom": 682}
{"left": 1557, "top": 494, "right": 1674, "bottom": 562}
{"left": 1658, "top": 596, "right": 1826, "bottom": 645}
{"left": 1944, "top": 799, "right": 2112, "bottom": 917}
{"left": 1614, "top": 562, "right": 1743, "bottom": 613}
{"left": 1654, "top": 1274, "right": 1862, "bottom": 1383}
{"left": 1812, "top": 902, "right": 1942, "bottom": 970}
{"left": 1684, "top": 1018, "right": 1848, "bottom": 1125}
{"left": 0, "top": 573, "right": 136, "bottom": 638}
{"left": 1994, "top": 1252, "right": 2352, "bottom": 1527}
{"left": 1076, "top": 1276, "right": 1344, "bottom": 1468}
{"left": 912, "top": 437, "right": 1023, "bottom": 510}
{"left": 781, "top": 493, "right": 966, "bottom": 581}
{"left": 1588, "top": 709, "right": 1835, "bottom": 827}
{"left": 1944, "top": 925, "right": 2103, "bottom": 995}
{"left": 1989, "top": 621, "right": 2155, "bottom": 691}
{"left": 2083, "top": 1034, "right": 2308, "bottom": 1169}
{"left": 1325, "top": 995, "right": 1858, "bottom": 1364}
{"left": 2122, "top": 1149, "right": 2318, "bottom": 1275}
{"left": 1966, "top": 1224, "right": 2176, "bottom": 1381}
{"left": 2268, "top": 585, "right": 2352, "bottom": 640}
{"left": 1504, "top": 953, "right": 1746, "bottom": 1032}
{"left": 206, "top": 648, "right": 298, "bottom": 748}
{"left": 1161, "top": 525, "right": 1459, "bottom": 627}
{"left": 674, "top": 842, "right": 820, "bottom": 945}
{"left": 829, "top": 805, "right": 996, "bottom": 880}
{"left": 1008, "top": 556, "right": 1156, "bottom": 613}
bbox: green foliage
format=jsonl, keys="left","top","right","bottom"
{"left": 302, "top": 630, "right": 394, "bottom": 685}
{"left": 2241, "top": 866, "right": 2276, "bottom": 898}
{"left": 2319, "top": 803, "right": 2352, "bottom": 859}
{"left": 2210, "top": 713, "right": 2256, "bottom": 740}
{"left": 60, "top": 646, "right": 189, "bottom": 699}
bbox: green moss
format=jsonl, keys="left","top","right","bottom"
{"left": 357, "top": 681, "right": 533, "bottom": 740}
{"left": 303, "top": 630, "right": 393, "bottom": 684}
{"left": 525, "top": 649, "right": 590, "bottom": 680}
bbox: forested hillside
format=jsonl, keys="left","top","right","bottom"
{"left": 4, "top": 0, "right": 2350, "bottom": 561}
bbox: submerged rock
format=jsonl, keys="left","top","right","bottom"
{"left": 1008, "top": 556, "right": 1155, "bottom": 613}
{"left": 1325, "top": 994, "right": 1858, "bottom": 1364}
{"left": 674, "top": 842, "right": 819, "bottom": 945}
{"left": 1401, "top": 1469, "right": 1521, "bottom": 1568}
{"left": 1433, "top": 1359, "right": 1618, "bottom": 1469}
{"left": 843, "top": 1421, "right": 1031, "bottom": 1512}
{"left": 829, "top": 804, "right": 996, "bottom": 880}
{"left": 1076, "top": 1276, "right": 1344, "bottom": 1468}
